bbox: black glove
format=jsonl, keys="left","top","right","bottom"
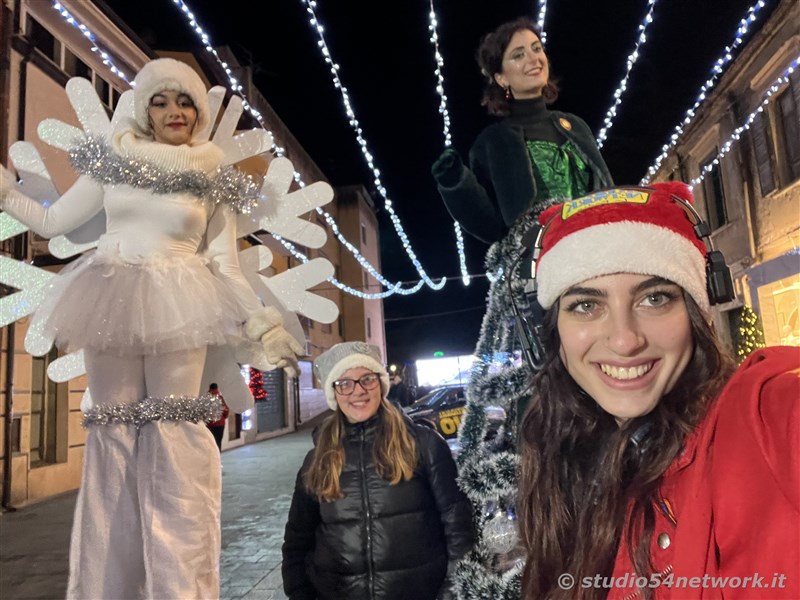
{"left": 431, "top": 148, "right": 463, "bottom": 188}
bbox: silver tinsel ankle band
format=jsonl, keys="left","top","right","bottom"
{"left": 83, "top": 393, "right": 222, "bottom": 428}
{"left": 69, "top": 136, "right": 260, "bottom": 214}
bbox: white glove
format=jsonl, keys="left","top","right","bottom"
{"left": 260, "top": 325, "right": 304, "bottom": 378}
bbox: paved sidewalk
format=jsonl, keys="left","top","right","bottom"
{"left": 0, "top": 412, "right": 330, "bottom": 600}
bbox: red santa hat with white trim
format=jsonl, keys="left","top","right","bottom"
{"left": 534, "top": 181, "right": 710, "bottom": 312}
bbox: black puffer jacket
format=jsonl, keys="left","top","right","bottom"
{"left": 282, "top": 413, "right": 474, "bottom": 600}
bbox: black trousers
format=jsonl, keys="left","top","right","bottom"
{"left": 208, "top": 425, "right": 225, "bottom": 452}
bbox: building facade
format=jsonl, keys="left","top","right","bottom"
{"left": 649, "top": 0, "right": 799, "bottom": 351}
{"left": 0, "top": 0, "right": 384, "bottom": 506}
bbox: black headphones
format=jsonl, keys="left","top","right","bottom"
{"left": 508, "top": 187, "right": 736, "bottom": 373}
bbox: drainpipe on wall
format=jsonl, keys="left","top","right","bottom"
{"left": 2, "top": 0, "right": 27, "bottom": 512}
{"left": 2, "top": 324, "right": 16, "bottom": 512}
{"left": 1, "top": 0, "right": 17, "bottom": 513}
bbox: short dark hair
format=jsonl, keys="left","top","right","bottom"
{"left": 209, "top": 383, "right": 218, "bottom": 390}
{"left": 477, "top": 17, "right": 559, "bottom": 116}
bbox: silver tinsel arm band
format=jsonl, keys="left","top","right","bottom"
{"left": 82, "top": 393, "right": 222, "bottom": 428}
{"left": 68, "top": 136, "right": 260, "bottom": 214}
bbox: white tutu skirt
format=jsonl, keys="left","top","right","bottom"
{"left": 33, "top": 251, "right": 247, "bottom": 356}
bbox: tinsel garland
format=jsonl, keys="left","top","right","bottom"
{"left": 453, "top": 206, "right": 557, "bottom": 599}
{"left": 455, "top": 556, "right": 523, "bottom": 599}
{"left": 69, "top": 136, "right": 260, "bottom": 214}
{"left": 83, "top": 393, "right": 222, "bottom": 428}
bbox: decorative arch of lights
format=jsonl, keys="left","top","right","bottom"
{"left": 48, "top": 0, "right": 774, "bottom": 296}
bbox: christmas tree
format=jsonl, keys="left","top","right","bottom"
{"left": 734, "top": 305, "right": 766, "bottom": 363}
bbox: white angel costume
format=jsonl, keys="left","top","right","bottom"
{"left": 0, "top": 58, "right": 310, "bottom": 599}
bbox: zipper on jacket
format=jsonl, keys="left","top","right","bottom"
{"left": 359, "top": 428, "right": 376, "bottom": 598}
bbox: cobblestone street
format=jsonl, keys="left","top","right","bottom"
{"left": 0, "top": 414, "right": 327, "bottom": 600}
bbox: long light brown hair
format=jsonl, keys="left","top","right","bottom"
{"left": 304, "top": 399, "right": 418, "bottom": 502}
{"left": 519, "top": 293, "right": 736, "bottom": 599}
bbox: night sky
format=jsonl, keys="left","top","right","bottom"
{"left": 100, "top": 0, "right": 777, "bottom": 364}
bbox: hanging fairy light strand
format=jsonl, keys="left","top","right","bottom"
{"left": 52, "top": 2, "right": 132, "bottom": 82}
{"left": 299, "top": 0, "right": 446, "bottom": 291}
{"left": 427, "top": 1, "right": 471, "bottom": 286}
{"left": 427, "top": 3, "right": 452, "bottom": 150}
{"left": 642, "top": 0, "right": 769, "bottom": 183}
{"left": 689, "top": 57, "right": 798, "bottom": 188}
{"left": 273, "top": 234, "right": 427, "bottom": 299}
{"left": 595, "top": 0, "right": 658, "bottom": 148}
{"left": 170, "top": 0, "right": 429, "bottom": 298}
{"left": 536, "top": 0, "right": 548, "bottom": 44}
{"left": 169, "top": 0, "right": 270, "bottom": 132}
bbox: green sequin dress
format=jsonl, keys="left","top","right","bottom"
{"left": 526, "top": 139, "right": 592, "bottom": 202}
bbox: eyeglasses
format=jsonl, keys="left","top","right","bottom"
{"left": 333, "top": 373, "right": 381, "bottom": 395}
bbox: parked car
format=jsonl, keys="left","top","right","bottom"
{"left": 404, "top": 386, "right": 506, "bottom": 450}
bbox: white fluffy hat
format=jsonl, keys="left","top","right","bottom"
{"left": 314, "top": 342, "right": 390, "bottom": 410}
{"left": 133, "top": 58, "right": 210, "bottom": 137}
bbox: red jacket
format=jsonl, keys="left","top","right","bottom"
{"left": 608, "top": 346, "right": 799, "bottom": 599}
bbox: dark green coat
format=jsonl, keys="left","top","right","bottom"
{"left": 435, "top": 112, "right": 613, "bottom": 244}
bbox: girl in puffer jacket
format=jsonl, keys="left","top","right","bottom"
{"left": 282, "top": 341, "right": 475, "bottom": 600}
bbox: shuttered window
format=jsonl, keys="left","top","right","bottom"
{"left": 777, "top": 75, "right": 800, "bottom": 183}
{"left": 701, "top": 154, "right": 728, "bottom": 230}
{"left": 751, "top": 112, "right": 775, "bottom": 196}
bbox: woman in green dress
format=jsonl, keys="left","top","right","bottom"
{"left": 430, "top": 17, "right": 613, "bottom": 598}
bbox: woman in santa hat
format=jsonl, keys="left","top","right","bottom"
{"left": 517, "top": 182, "right": 798, "bottom": 599}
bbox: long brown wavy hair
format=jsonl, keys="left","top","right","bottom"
{"left": 477, "top": 17, "right": 559, "bottom": 116}
{"left": 519, "top": 292, "right": 736, "bottom": 599}
{"left": 304, "top": 399, "right": 418, "bottom": 502}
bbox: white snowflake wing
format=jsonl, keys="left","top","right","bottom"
{"left": 202, "top": 345, "right": 255, "bottom": 413}
{"left": 0, "top": 246, "right": 55, "bottom": 328}
{"left": 210, "top": 92, "right": 273, "bottom": 166}
{"left": 238, "top": 157, "right": 331, "bottom": 247}
{"left": 36, "top": 77, "right": 124, "bottom": 247}
{"left": 234, "top": 153, "right": 338, "bottom": 324}
{"left": 261, "top": 258, "right": 338, "bottom": 324}
{"left": 1, "top": 143, "right": 59, "bottom": 333}
{"left": 109, "top": 89, "right": 135, "bottom": 134}
{"left": 238, "top": 245, "right": 305, "bottom": 344}
{"left": 38, "top": 77, "right": 111, "bottom": 151}
{"left": 193, "top": 86, "right": 226, "bottom": 143}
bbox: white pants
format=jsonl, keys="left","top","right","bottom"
{"left": 67, "top": 347, "right": 221, "bottom": 600}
